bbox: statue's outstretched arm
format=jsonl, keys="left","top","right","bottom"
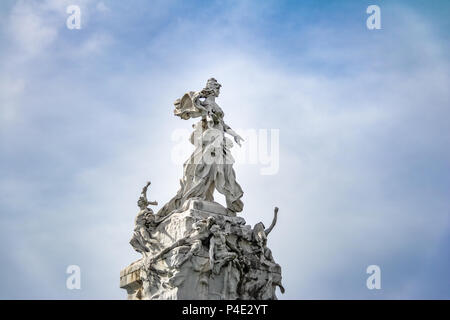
{"left": 141, "top": 181, "right": 151, "bottom": 202}
{"left": 141, "top": 181, "right": 158, "bottom": 206}
{"left": 223, "top": 122, "right": 244, "bottom": 147}
{"left": 265, "top": 207, "right": 279, "bottom": 236}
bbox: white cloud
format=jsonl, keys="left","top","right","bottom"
{"left": 7, "top": 1, "right": 59, "bottom": 59}
{"left": 78, "top": 32, "right": 114, "bottom": 56}
{"left": 0, "top": 76, "right": 25, "bottom": 124}
{"left": 96, "top": 2, "right": 110, "bottom": 13}
{"left": 0, "top": 1, "right": 449, "bottom": 299}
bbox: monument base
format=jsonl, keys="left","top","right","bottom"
{"left": 120, "top": 199, "right": 283, "bottom": 300}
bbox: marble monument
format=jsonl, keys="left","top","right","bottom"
{"left": 120, "top": 78, "right": 284, "bottom": 300}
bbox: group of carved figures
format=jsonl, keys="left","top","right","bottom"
{"left": 129, "top": 181, "right": 284, "bottom": 299}
{"left": 128, "top": 78, "right": 283, "bottom": 299}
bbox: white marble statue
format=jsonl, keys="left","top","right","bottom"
{"left": 157, "top": 78, "right": 244, "bottom": 218}
{"left": 120, "top": 79, "right": 284, "bottom": 300}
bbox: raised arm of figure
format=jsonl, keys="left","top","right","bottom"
{"left": 265, "top": 207, "right": 279, "bottom": 236}
{"left": 141, "top": 181, "right": 151, "bottom": 203}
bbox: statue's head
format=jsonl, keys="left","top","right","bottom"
{"left": 202, "top": 78, "right": 221, "bottom": 97}
{"left": 210, "top": 224, "right": 221, "bottom": 234}
{"left": 253, "top": 222, "right": 267, "bottom": 244}
{"left": 254, "top": 222, "right": 265, "bottom": 233}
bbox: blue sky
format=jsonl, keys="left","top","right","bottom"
{"left": 0, "top": 0, "right": 449, "bottom": 299}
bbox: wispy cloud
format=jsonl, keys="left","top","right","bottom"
{"left": 0, "top": 0, "right": 449, "bottom": 299}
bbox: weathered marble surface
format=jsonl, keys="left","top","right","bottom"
{"left": 121, "top": 199, "right": 284, "bottom": 300}
{"left": 121, "top": 79, "right": 284, "bottom": 300}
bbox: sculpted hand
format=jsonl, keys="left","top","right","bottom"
{"left": 234, "top": 135, "right": 244, "bottom": 147}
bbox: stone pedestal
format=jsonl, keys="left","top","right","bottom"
{"left": 120, "top": 199, "right": 283, "bottom": 300}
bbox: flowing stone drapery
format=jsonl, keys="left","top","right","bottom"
{"left": 157, "top": 79, "right": 244, "bottom": 218}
